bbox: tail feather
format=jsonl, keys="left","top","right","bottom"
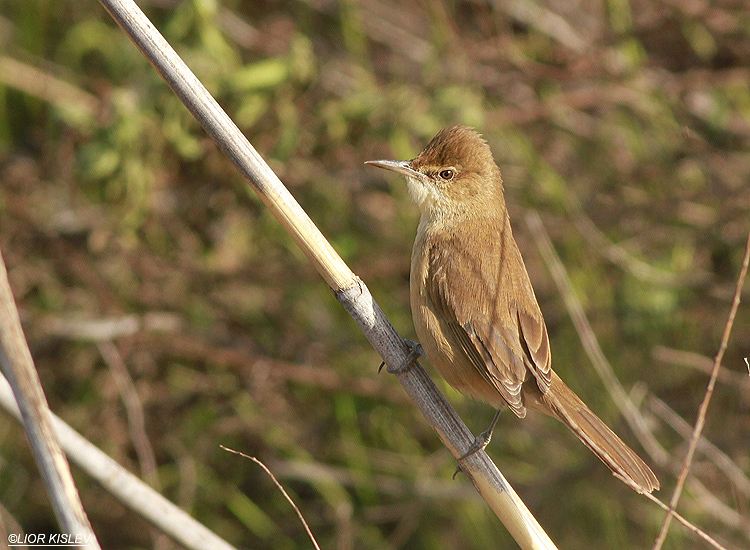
{"left": 538, "top": 373, "right": 659, "bottom": 494}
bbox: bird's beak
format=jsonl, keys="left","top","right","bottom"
{"left": 364, "top": 159, "right": 418, "bottom": 178}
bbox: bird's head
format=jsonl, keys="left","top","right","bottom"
{"left": 366, "top": 125, "right": 503, "bottom": 220}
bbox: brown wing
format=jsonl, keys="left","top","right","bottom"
{"left": 426, "top": 216, "right": 551, "bottom": 417}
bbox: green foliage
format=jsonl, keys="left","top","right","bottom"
{"left": 1, "top": 0, "right": 749, "bottom": 549}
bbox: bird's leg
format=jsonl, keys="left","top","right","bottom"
{"left": 379, "top": 339, "right": 426, "bottom": 374}
{"left": 453, "top": 410, "right": 503, "bottom": 478}
{"left": 460, "top": 409, "right": 502, "bottom": 459}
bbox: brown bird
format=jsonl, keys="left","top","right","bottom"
{"left": 366, "top": 125, "right": 659, "bottom": 493}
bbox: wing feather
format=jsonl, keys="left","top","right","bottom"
{"left": 425, "top": 216, "right": 551, "bottom": 416}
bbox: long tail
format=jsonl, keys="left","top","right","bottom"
{"left": 538, "top": 372, "right": 659, "bottom": 493}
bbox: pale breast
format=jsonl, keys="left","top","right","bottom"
{"left": 409, "top": 220, "right": 509, "bottom": 409}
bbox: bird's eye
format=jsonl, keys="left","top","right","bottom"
{"left": 439, "top": 169, "right": 455, "bottom": 181}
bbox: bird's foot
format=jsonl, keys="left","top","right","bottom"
{"left": 459, "top": 428, "right": 494, "bottom": 460}
{"left": 452, "top": 429, "right": 494, "bottom": 478}
{"left": 379, "top": 340, "right": 425, "bottom": 374}
{"left": 452, "top": 410, "right": 503, "bottom": 478}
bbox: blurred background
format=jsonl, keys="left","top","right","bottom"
{"left": 1, "top": 0, "right": 749, "bottom": 548}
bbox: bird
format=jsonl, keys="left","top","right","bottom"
{"left": 366, "top": 125, "right": 659, "bottom": 493}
